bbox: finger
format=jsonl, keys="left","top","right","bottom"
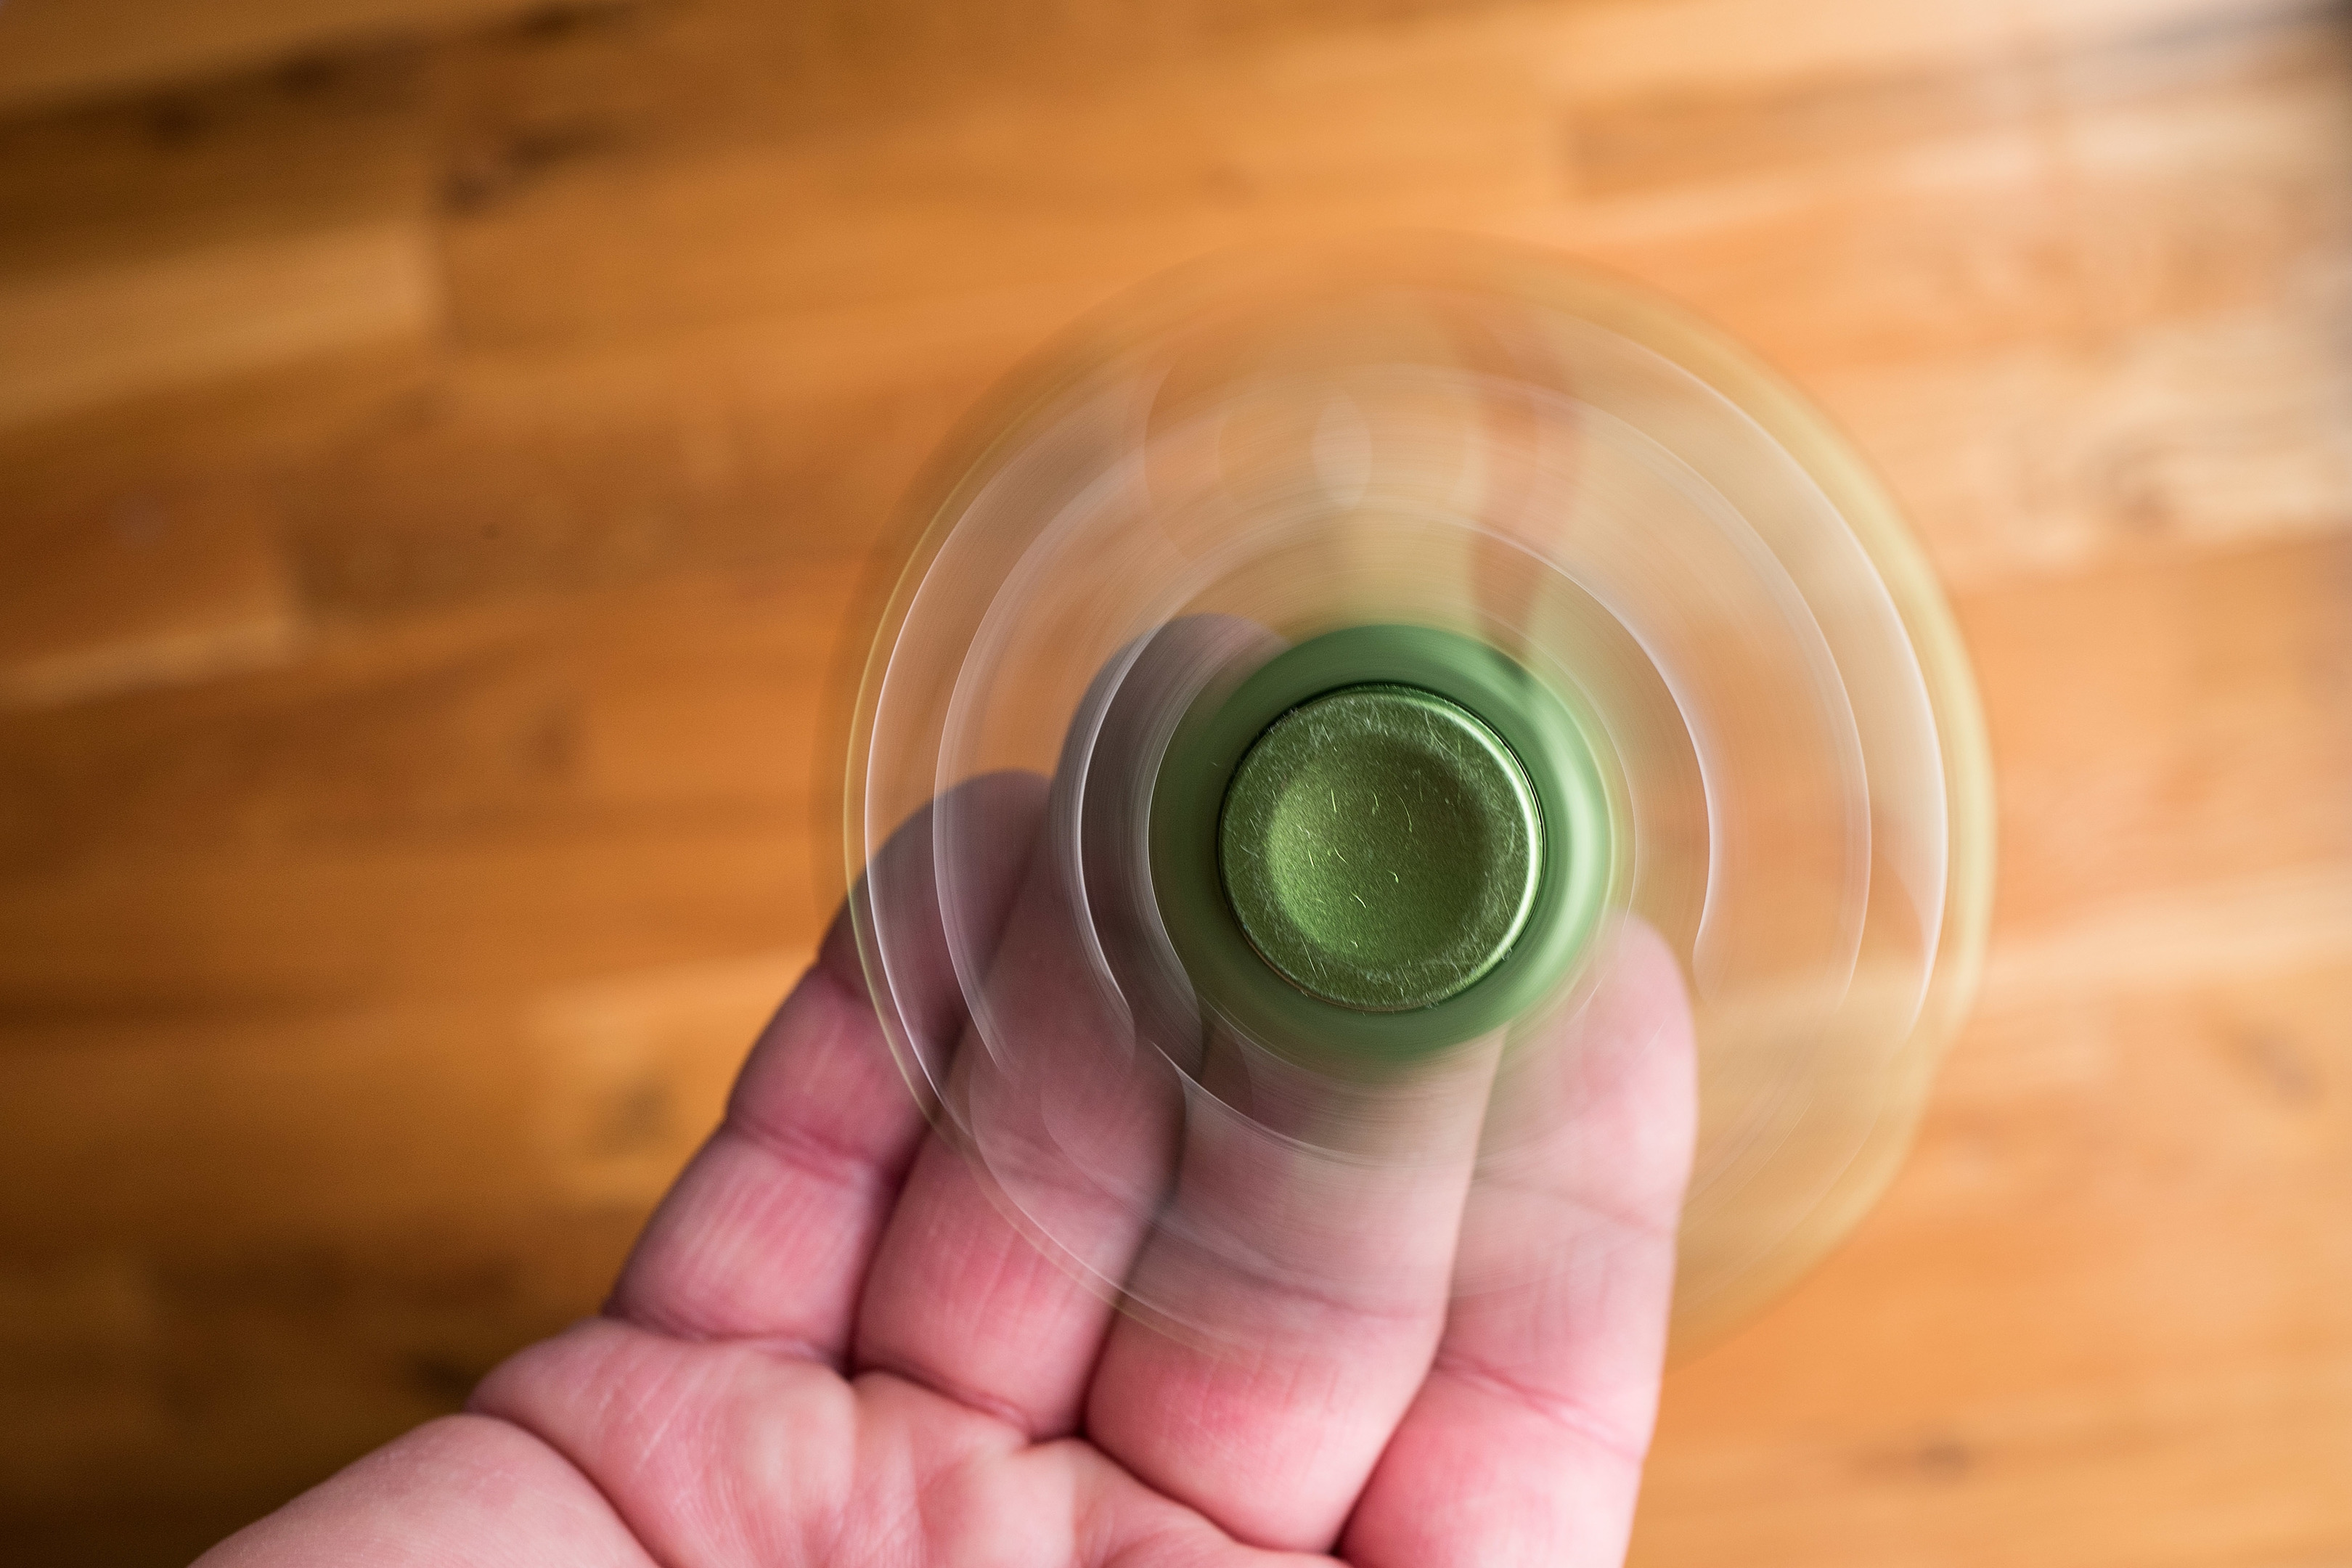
{"left": 849, "top": 619, "right": 1263, "bottom": 1437}
{"left": 1085, "top": 1037, "right": 1500, "bottom": 1552}
{"left": 852, "top": 834, "right": 1181, "bottom": 1435}
{"left": 608, "top": 770, "right": 1046, "bottom": 1357}
{"left": 1342, "top": 923, "right": 1696, "bottom": 1568}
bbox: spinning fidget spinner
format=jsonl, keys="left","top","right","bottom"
{"left": 841, "top": 240, "right": 1993, "bottom": 1349}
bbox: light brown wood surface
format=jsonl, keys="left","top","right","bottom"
{"left": 2, "top": 0, "right": 2347, "bottom": 1562}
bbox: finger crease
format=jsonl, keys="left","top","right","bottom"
{"left": 730, "top": 1103, "right": 897, "bottom": 1197}
{"left": 1191, "top": 1249, "right": 1450, "bottom": 1336}
{"left": 1432, "top": 1353, "right": 1650, "bottom": 1470}
{"left": 603, "top": 1300, "right": 845, "bottom": 1371}
{"left": 855, "top": 1357, "right": 1045, "bottom": 1440}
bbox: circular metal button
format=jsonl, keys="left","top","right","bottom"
{"left": 1217, "top": 684, "right": 1543, "bottom": 1013}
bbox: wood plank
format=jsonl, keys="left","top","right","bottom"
{"left": 271, "top": 346, "right": 996, "bottom": 622}
{"left": 0, "top": 821, "right": 807, "bottom": 1015}
{"left": 0, "top": 221, "right": 438, "bottom": 429}
{"left": 1978, "top": 862, "right": 2352, "bottom": 1012}
{"left": 0, "top": 952, "right": 797, "bottom": 1251}
{"left": 0, "top": 481, "right": 302, "bottom": 709}
{"left": 0, "top": 0, "right": 563, "bottom": 117}
{"left": 1810, "top": 296, "right": 2352, "bottom": 592}
{"left": 1550, "top": 0, "right": 2311, "bottom": 98}
{"left": 0, "top": 1201, "right": 645, "bottom": 1511}
{"left": 1558, "top": 9, "right": 2352, "bottom": 362}
{"left": 0, "top": 49, "right": 432, "bottom": 277}
{"left": 1957, "top": 536, "right": 2352, "bottom": 929}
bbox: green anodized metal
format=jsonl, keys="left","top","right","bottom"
{"left": 1217, "top": 685, "right": 1543, "bottom": 1013}
{"left": 1151, "top": 624, "right": 1614, "bottom": 1063}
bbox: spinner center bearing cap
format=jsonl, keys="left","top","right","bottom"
{"left": 1151, "top": 623, "right": 1616, "bottom": 1063}
{"left": 1217, "top": 686, "right": 1543, "bottom": 1013}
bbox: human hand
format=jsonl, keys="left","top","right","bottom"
{"left": 202, "top": 765, "right": 1693, "bottom": 1568}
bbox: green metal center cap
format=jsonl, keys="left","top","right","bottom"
{"left": 1216, "top": 685, "right": 1544, "bottom": 1013}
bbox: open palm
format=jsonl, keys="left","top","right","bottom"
{"left": 203, "top": 772, "right": 1693, "bottom": 1567}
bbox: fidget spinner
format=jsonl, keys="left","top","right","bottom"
{"left": 842, "top": 240, "right": 1992, "bottom": 1348}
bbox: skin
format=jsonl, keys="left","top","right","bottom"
{"left": 199, "top": 770, "right": 1695, "bottom": 1568}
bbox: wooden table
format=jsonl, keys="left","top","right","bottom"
{"left": 1, "top": 0, "right": 2345, "bottom": 1561}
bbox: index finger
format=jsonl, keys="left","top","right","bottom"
{"left": 607, "top": 769, "right": 1047, "bottom": 1357}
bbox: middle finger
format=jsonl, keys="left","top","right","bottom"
{"left": 1085, "top": 1034, "right": 1499, "bottom": 1551}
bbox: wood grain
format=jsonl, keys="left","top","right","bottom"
{"left": 0, "top": 0, "right": 2345, "bottom": 1562}
{"left": 0, "top": 0, "right": 560, "bottom": 118}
